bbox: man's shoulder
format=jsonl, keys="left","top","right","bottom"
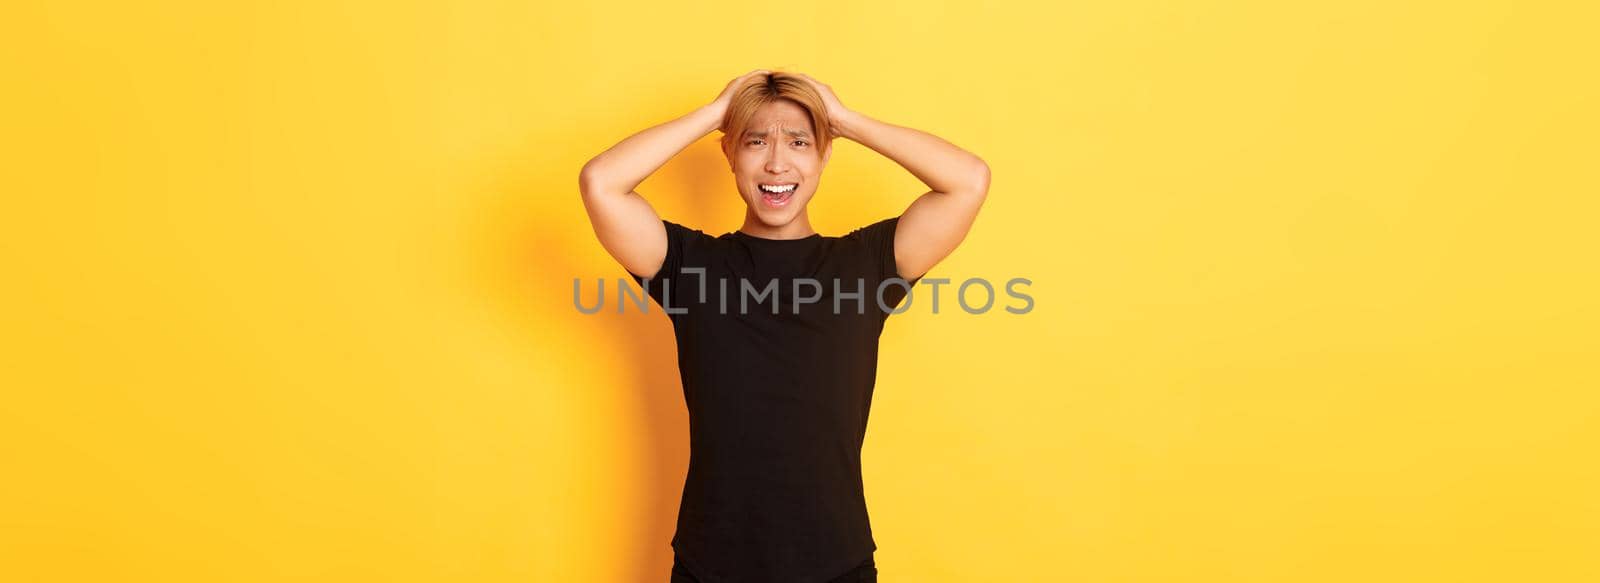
{"left": 839, "top": 216, "right": 900, "bottom": 241}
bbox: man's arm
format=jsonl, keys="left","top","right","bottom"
{"left": 796, "top": 74, "right": 990, "bottom": 282}
{"left": 579, "top": 70, "right": 769, "bottom": 279}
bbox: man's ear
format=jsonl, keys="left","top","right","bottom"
{"left": 822, "top": 141, "right": 832, "bottom": 166}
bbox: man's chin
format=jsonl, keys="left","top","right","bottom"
{"left": 742, "top": 201, "right": 789, "bottom": 219}
{"left": 749, "top": 208, "right": 802, "bottom": 226}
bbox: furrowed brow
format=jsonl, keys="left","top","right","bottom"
{"left": 744, "top": 128, "right": 813, "bottom": 139}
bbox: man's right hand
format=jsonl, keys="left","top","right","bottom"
{"left": 707, "top": 69, "right": 771, "bottom": 130}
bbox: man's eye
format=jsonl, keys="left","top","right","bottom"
{"left": 747, "top": 139, "right": 763, "bottom": 146}
{"left": 792, "top": 140, "right": 808, "bottom": 147}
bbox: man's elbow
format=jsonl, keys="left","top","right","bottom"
{"left": 961, "top": 159, "right": 991, "bottom": 201}
{"left": 578, "top": 161, "right": 609, "bottom": 197}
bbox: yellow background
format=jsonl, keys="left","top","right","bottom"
{"left": 3, "top": 1, "right": 1596, "bottom": 581}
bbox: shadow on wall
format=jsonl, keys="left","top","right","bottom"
{"left": 492, "top": 134, "right": 741, "bottom": 581}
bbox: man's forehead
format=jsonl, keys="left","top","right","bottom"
{"left": 744, "top": 126, "right": 813, "bottom": 137}
{"left": 742, "top": 117, "right": 815, "bottom": 137}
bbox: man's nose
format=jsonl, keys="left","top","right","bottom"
{"left": 764, "top": 147, "right": 791, "bottom": 173}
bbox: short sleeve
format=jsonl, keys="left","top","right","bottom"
{"left": 626, "top": 219, "right": 702, "bottom": 310}
{"left": 850, "top": 216, "right": 921, "bottom": 286}
{"left": 843, "top": 216, "right": 921, "bottom": 316}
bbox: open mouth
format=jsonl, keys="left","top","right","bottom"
{"left": 758, "top": 183, "right": 798, "bottom": 207}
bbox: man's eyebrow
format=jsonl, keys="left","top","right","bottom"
{"left": 744, "top": 128, "right": 813, "bottom": 139}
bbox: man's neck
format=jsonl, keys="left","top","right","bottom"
{"left": 739, "top": 212, "right": 816, "bottom": 239}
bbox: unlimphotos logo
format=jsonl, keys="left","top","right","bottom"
{"left": 574, "top": 268, "right": 1033, "bottom": 315}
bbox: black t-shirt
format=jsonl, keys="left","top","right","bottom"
{"left": 625, "top": 216, "right": 919, "bottom": 583}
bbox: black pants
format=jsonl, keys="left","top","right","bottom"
{"left": 670, "top": 555, "right": 877, "bottom": 582}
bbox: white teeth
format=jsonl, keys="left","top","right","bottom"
{"left": 759, "top": 184, "right": 796, "bottom": 194}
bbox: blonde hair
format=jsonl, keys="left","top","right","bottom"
{"left": 719, "top": 71, "right": 833, "bottom": 159}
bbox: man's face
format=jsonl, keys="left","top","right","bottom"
{"left": 728, "top": 99, "right": 830, "bottom": 227}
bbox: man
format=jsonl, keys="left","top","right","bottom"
{"left": 579, "top": 69, "right": 989, "bottom": 583}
